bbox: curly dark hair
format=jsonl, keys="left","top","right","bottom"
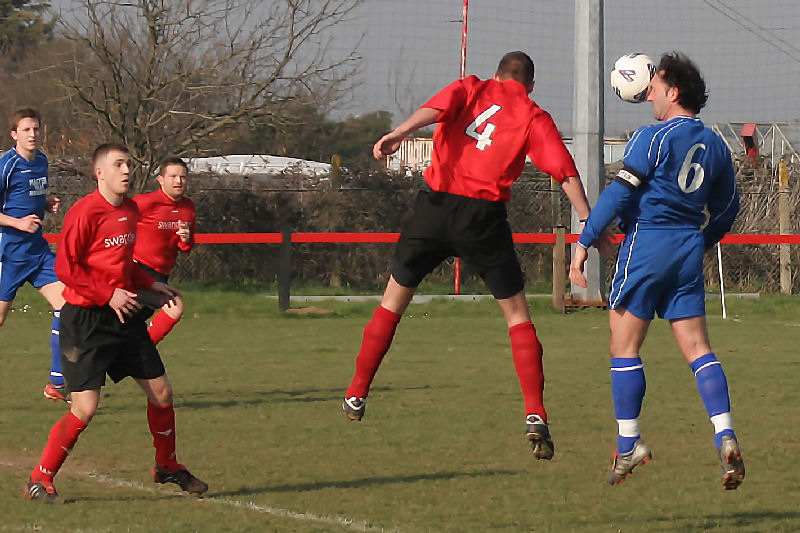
{"left": 657, "top": 52, "right": 708, "bottom": 114}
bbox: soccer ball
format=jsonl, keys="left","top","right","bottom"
{"left": 610, "top": 53, "right": 656, "bottom": 103}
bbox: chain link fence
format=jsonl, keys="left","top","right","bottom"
{"left": 46, "top": 159, "right": 799, "bottom": 294}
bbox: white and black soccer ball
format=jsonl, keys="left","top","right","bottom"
{"left": 610, "top": 53, "right": 656, "bottom": 103}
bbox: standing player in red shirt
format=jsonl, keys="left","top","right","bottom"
{"left": 342, "top": 51, "right": 611, "bottom": 459}
{"left": 133, "top": 157, "right": 196, "bottom": 344}
{"left": 25, "top": 144, "right": 207, "bottom": 504}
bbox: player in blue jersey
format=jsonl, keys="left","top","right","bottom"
{"left": 0, "top": 108, "right": 68, "bottom": 403}
{"left": 569, "top": 52, "right": 744, "bottom": 490}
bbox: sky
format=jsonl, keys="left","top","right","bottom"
{"left": 48, "top": 1, "right": 800, "bottom": 137}
{"left": 329, "top": 0, "right": 800, "bottom": 136}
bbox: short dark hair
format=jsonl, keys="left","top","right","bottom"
{"left": 10, "top": 107, "right": 41, "bottom": 131}
{"left": 92, "top": 143, "right": 130, "bottom": 168}
{"left": 657, "top": 52, "right": 708, "bottom": 114}
{"left": 496, "top": 51, "right": 534, "bottom": 86}
{"left": 159, "top": 156, "right": 188, "bottom": 175}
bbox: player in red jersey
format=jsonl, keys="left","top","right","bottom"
{"left": 25, "top": 144, "right": 207, "bottom": 504}
{"left": 342, "top": 51, "right": 611, "bottom": 459}
{"left": 133, "top": 156, "right": 196, "bottom": 344}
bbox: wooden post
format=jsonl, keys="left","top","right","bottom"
{"left": 551, "top": 177, "right": 561, "bottom": 227}
{"left": 778, "top": 159, "right": 792, "bottom": 294}
{"left": 552, "top": 226, "right": 566, "bottom": 313}
{"left": 278, "top": 225, "right": 291, "bottom": 311}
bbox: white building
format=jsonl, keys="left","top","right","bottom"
{"left": 188, "top": 154, "right": 331, "bottom": 177}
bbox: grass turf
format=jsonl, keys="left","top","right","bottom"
{"left": 1, "top": 286, "right": 799, "bottom": 532}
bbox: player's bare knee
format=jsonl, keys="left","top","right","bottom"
{"left": 71, "top": 405, "right": 97, "bottom": 424}
{"left": 154, "top": 388, "right": 173, "bottom": 406}
{"left": 0, "top": 305, "right": 12, "bottom": 327}
{"left": 152, "top": 382, "right": 174, "bottom": 406}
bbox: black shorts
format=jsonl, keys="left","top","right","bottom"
{"left": 59, "top": 303, "right": 166, "bottom": 392}
{"left": 391, "top": 190, "right": 524, "bottom": 299}
{"left": 135, "top": 262, "right": 169, "bottom": 316}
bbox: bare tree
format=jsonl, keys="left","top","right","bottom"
{"left": 53, "top": 0, "right": 361, "bottom": 190}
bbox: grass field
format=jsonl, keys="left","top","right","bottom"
{"left": 1, "top": 286, "right": 799, "bottom": 532}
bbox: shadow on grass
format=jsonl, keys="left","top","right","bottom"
{"left": 648, "top": 510, "right": 800, "bottom": 529}
{"left": 95, "top": 384, "right": 456, "bottom": 413}
{"left": 211, "top": 469, "right": 518, "bottom": 497}
{"left": 60, "top": 493, "right": 186, "bottom": 505}
{"left": 170, "top": 384, "right": 445, "bottom": 410}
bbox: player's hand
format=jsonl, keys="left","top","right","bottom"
{"left": 15, "top": 214, "right": 42, "bottom": 233}
{"left": 108, "top": 288, "right": 141, "bottom": 323}
{"left": 372, "top": 132, "right": 404, "bottom": 160}
{"left": 593, "top": 230, "right": 616, "bottom": 258}
{"left": 47, "top": 197, "right": 61, "bottom": 215}
{"left": 176, "top": 220, "right": 191, "bottom": 243}
{"left": 568, "top": 245, "right": 589, "bottom": 288}
{"left": 151, "top": 281, "right": 180, "bottom": 307}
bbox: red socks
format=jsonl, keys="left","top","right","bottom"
{"left": 148, "top": 312, "right": 179, "bottom": 345}
{"left": 147, "top": 402, "right": 180, "bottom": 471}
{"left": 31, "top": 411, "right": 88, "bottom": 483}
{"left": 31, "top": 403, "right": 180, "bottom": 483}
{"left": 346, "top": 306, "right": 402, "bottom": 399}
{"left": 509, "top": 322, "right": 547, "bottom": 422}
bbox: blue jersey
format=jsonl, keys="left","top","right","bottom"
{"left": 0, "top": 148, "right": 51, "bottom": 257}
{"left": 578, "top": 115, "right": 740, "bottom": 320}
{"left": 579, "top": 116, "right": 739, "bottom": 250}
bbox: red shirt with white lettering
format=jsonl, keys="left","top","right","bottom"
{"left": 422, "top": 75, "right": 578, "bottom": 202}
{"left": 56, "top": 189, "right": 154, "bottom": 307}
{"left": 133, "top": 189, "right": 196, "bottom": 275}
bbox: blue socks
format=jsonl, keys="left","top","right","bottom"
{"left": 690, "top": 353, "right": 735, "bottom": 448}
{"left": 49, "top": 310, "right": 64, "bottom": 387}
{"left": 611, "top": 357, "right": 646, "bottom": 454}
{"left": 610, "top": 353, "right": 735, "bottom": 453}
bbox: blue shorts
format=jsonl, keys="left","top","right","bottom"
{"left": 0, "top": 248, "right": 59, "bottom": 301}
{"left": 608, "top": 225, "right": 705, "bottom": 321}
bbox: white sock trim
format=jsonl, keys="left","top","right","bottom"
{"left": 693, "top": 360, "right": 721, "bottom": 376}
{"left": 611, "top": 364, "right": 643, "bottom": 372}
{"left": 710, "top": 412, "right": 733, "bottom": 434}
{"left": 617, "top": 418, "right": 640, "bottom": 438}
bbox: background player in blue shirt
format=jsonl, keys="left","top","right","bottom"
{"left": 0, "top": 108, "right": 68, "bottom": 403}
{"left": 569, "top": 53, "right": 743, "bottom": 490}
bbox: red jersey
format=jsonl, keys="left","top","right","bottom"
{"left": 132, "top": 189, "right": 196, "bottom": 275}
{"left": 422, "top": 75, "right": 578, "bottom": 202}
{"left": 56, "top": 190, "right": 154, "bottom": 307}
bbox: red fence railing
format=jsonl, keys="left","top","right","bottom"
{"left": 42, "top": 233, "right": 800, "bottom": 245}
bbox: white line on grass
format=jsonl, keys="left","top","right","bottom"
{"left": 206, "top": 497, "right": 400, "bottom": 533}
{"left": 1, "top": 460, "right": 398, "bottom": 533}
